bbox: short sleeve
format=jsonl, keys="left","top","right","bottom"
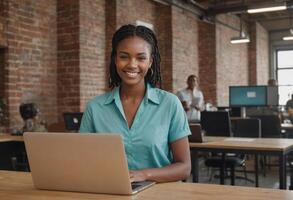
{"left": 168, "top": 96, "right": 191, "bottom": 143}
{"left": 79, "top": 103, "right": 95, "bottom": 133}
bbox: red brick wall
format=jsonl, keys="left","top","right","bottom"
{"left": 5, "top": 0, "right": 57, "bottom": 129}
{"left": 105, "top": 0, "right": 117, "bottom": 92}
{"left": 172, "top": 7, "right": 198, "bottom": 92}
{"left": 0, "top": 49, "right": 5, "bottom": 99}
{"left": 198, "top": 20, "right": 216, "bottom": 105}
{"left": 0, "top": 0, "right": 6, "bottom": 47}
{"left": 256, "top": 23, "right": 269, "bottom": 85}
{"left": 248, "top": 22, "right": 257, "bottom": 85}
{"left": 1, "top": 0, "right": 271, "bottom": 130}
{"left": 156, "top": 4, "right": 172, "bottom": 91}
{"left": 248, "top": 22, "right": 269, "bottom": 86}
{"left": 57, "top": 0, "right": 80, "bottom": 116}
{"left": 79, "top": 0, "right": 106, "bottom": 110}
{"left": 216, "top": 15, "right": 249, "bottom": 106}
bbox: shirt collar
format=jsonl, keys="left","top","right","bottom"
{"left": 104, "top": 83, "right": 160, "bottom": 105}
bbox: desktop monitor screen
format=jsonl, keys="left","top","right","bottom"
{"left": 63, "top": 112, "right": 83, "bottom": 131}
{"left": 229, "top": 86, "right": 267, "bottom": 107}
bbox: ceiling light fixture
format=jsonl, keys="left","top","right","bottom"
{"left": 247, "top": 2, "right": 286, "bottom": 14}
{"left": 230, "top": 16, "right": 250, "bottom": 44}
{"left": 283, "top": 29, "right": 293, "bottom": 40}
{"left": 283, "top": 13, "right": 293, "bottom": 41}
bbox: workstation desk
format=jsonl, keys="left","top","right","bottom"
{"left": 0, "top": 134, "right": 23, "bottom": 142}
{"left": 0, "top": 170, "right": 293, "bottom": 200}
{"left": 190, "top": 136, "right": 293, "bottom": 189}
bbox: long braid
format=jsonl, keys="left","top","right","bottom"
{"left": 109, "top": 24, "right": 162, "bottom": 89}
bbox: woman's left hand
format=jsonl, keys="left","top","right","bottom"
{"left": 129, "top": 170, "right": 148, "bottom": 182}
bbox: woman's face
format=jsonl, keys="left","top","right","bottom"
{"left": 115, "top": 36, "right": 153, "bottom": 88}
{"left": 187, "top": 76, "right": 198, "bottom": 89}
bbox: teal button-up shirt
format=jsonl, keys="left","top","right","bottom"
{"left": 79, "top": 84, "right": 190, "bottom": 170}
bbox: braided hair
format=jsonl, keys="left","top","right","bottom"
{"left": 109, "top": 24, "right": 162, "bottom": 88}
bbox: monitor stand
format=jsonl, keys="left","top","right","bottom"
{"left": 241, "top": 107, "right": 246, "bottom": 118}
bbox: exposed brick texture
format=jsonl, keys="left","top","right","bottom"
{"left": 79, "top": 0, "right": 106, "bottom": 109}
{"left": 0, "top": 0, "right": 271, "bottom": 130}
{"left": 216, "top": 15, "right": 249, "bottom": 106}
{"left": 248, "top": 22, "right": 257, "bottom": 85}
{"left": 0, "top": 0, "right": 7, "bottom": 47}
{"left": 198, "top": 20, "right": 217, "bottom": 105}
{"left": 155, "top": 4, "right": 172, "bottom": 91}
{"left": 172, "top": 6, "right": 198, "bottom": 93}
{"left": 57, "top": 0, "right": 80, "bottom": 116}
{"left": 105, "top": 0, "right": 117, "bottom": 92}
{"left": 4, "top": 0, "right": 57, "bottom": 129}
{"left": 248, "top": 21, "right": 269, "bottom": 86}
{"left": 256, "top": 23, "right": 269, "bottom": 85}
{"left": 0, "top": 49, "right": 5, "bottom": 99}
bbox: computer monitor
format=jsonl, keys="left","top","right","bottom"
{"left": 63, "top": 112, "right": 83, "bottom": 131}
{"left": 229, "top": 86, "right": 278, "bottom": 107}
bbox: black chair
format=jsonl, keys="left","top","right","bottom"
{"left": 201, "top": 111, "right": 244, "bottom": 185}
{"left": 233, "top": 118, "right": 261, "bottom": 138}
{"left": 250, "top": 115, "right": 281, "bottom": 138}
{"left": 200, "top": 111, "right": 232, "bottom": 137}
{"left": 233, "top": 118, "right": 261, "bottom": 185}
{"left": 250, "top": 115, "right": 282, "bottom": 172}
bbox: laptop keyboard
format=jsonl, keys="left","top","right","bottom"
{"left": 131, "top": 182, "right": 142, "bottom": 190}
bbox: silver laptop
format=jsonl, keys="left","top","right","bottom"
{"left": 24, "top": 132, "right": 155, "bottom": 195}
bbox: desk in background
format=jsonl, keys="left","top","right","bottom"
{"left": 190, "top": 136, "right": 293, "bottom": 189}
{"left": 0, "top": 134, "right": 24, "bottom": 170}
{"left": 0, "top": 170, "right": 293, "bottom": 199}
{"left": 0, "top": 133, "right": 23, "bottom": 142}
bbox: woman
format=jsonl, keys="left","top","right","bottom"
{"left": 177, "top": 75, "right": 205, "bottom": 123}
{"left": 80, "top": 24, "right": 191, "bottom": 183}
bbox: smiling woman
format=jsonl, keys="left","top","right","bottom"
{"left": 79, "top": 24, "right": 191, "bottom": 183}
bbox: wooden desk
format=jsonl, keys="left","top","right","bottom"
{"left": 0, "top": 171, "right": 293, "bottom": 200}
{"left": 190, "top": 137, "right": 293, "bottom": 189}
{"left": 0, "top": 134, "right": 23, "bottom": 142}
{"left": 282, "top": 124, "right": 293, "bottom": 131}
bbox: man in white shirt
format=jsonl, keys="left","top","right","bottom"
{"left": 177, "top": 75, "right": 205, "bottom": 123}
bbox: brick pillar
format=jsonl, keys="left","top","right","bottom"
{"left": 248, "top": 22, "right": 257, "bottom": 85}
{"left": 79, "top": 0, "right": 106, "bottom": 109}
{"left": 198, "top": 21, "right": 217, "bottom": 105}
{"left": 105, "top": 0, "right": 117, "bottom": 92}
{"left": 57, "top": 0, "right": 80, "bottom": 116}
{"left": 156, "top": 4, "right": 172, "bottom": 91}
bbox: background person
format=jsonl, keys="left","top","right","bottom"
{"left": 286, "top": 94, "right": 293, "bottom": 123}
{"left": 176, "top": 75, "right": 205, "bottom": 123}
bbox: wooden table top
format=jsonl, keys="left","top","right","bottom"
{"left": 0, "top": 171, "right": 293, "bottom": 200}
{"left": 190, "top": 136, "right": 293, "bottom": 152}
{"left": 0, "top": 133, "right": 23, "bottom": 142}
{"left": 282, "top": 123, "right": 293, "bottom": 130}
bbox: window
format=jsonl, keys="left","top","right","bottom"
{"left": 277, "top": 50, "right": 293, "bottom": 105}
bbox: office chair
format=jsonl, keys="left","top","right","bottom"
{"left": 200, "top": 111, "right": 233, "bottom": 137}
{"left": 251, "top": 115, "right": 281, "bottom": 138}
{"left": 233, "top": 118, "right": 261, "bottom": 138}
{"left": 233, "top": 118, "right": 262, "bottom": 183}
{"left": 251, "top": 115, "right": 282, "bottom": 172}
{"left": 201, "top": 111, "right": 244, "bottom": 185}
